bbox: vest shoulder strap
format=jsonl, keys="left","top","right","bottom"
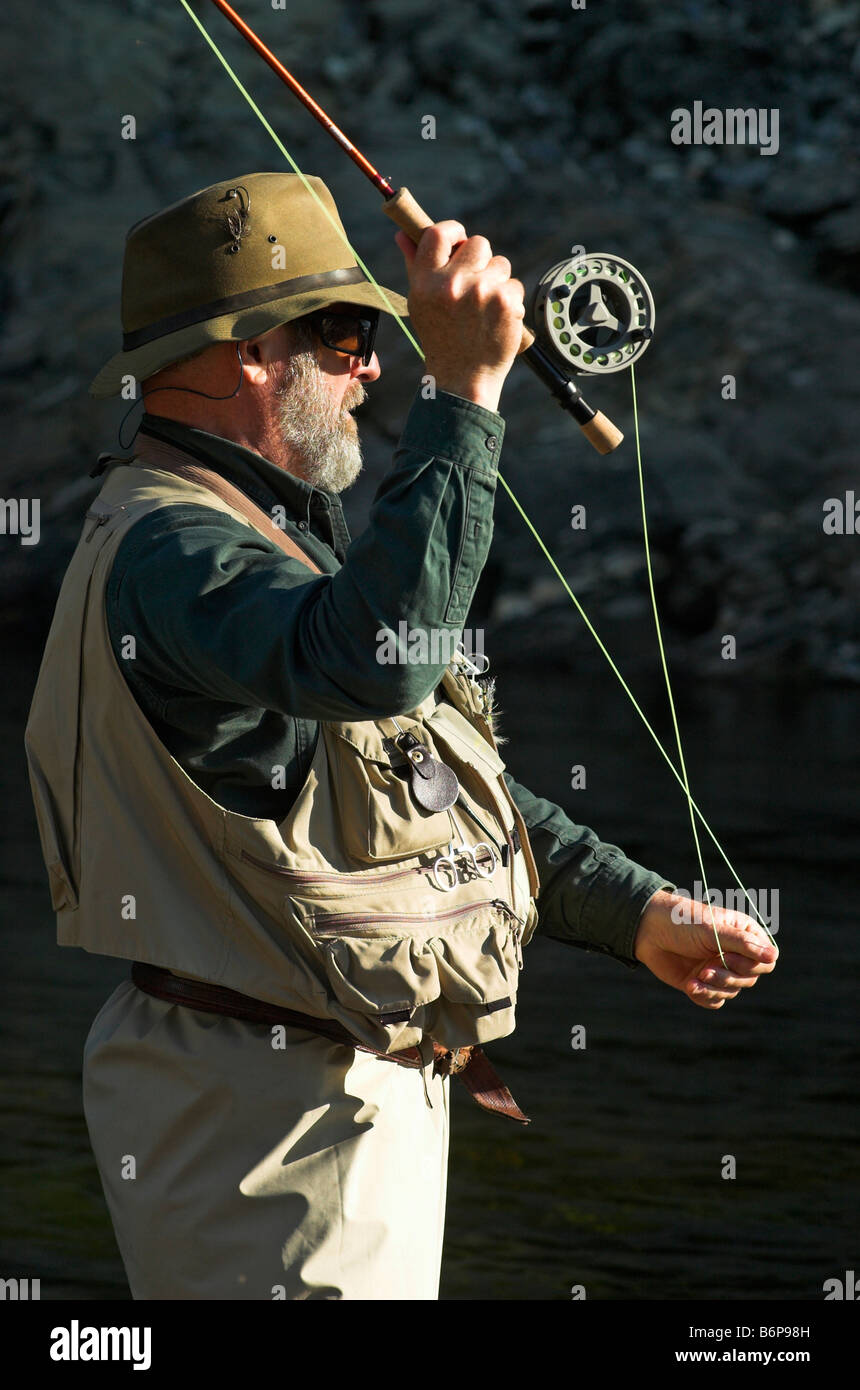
{"left": 127, "top": 438, "right": 323, "bottom": 575}
{"left": 154, "top": 460, "right": 323, "bottom": 575}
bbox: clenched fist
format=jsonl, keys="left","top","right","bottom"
{"left": 395, "top": 221, "right": 525, "bottom": 412}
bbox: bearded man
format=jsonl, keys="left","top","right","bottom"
{"left": 25, "top": 172, "right": 777, "bottom": 1301}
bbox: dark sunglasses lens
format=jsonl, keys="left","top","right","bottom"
{"left": 319, "top": 317, "right": 362, "bottom": 353}
{"left": 318, "top": 312, "right": 379, "bottom": 363}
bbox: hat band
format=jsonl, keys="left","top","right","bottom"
{"left": 122, "top": 266, "right": 368, "bottom": 350}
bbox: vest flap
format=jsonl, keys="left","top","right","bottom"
{"left": 327, "top": 710, "right": 427, "bottom": 762}
{"left": 424, "top": 700, "right": 506, "bottom": 777}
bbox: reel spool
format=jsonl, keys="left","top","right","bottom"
{"left": 531, "top": 252, "right": 656, "bottom": 376}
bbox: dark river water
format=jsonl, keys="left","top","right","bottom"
{"left": 1, "top": 644, "right": 856, "bottom": 1300}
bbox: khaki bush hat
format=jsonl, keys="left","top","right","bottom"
{"left": 89, "top": 171, "right": 409, "bottom": 397}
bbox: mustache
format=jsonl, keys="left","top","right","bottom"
{"left": 277, "top": 355, "right": 366, "bottom": 419}
{"left": 342, "top": 381, "right": 366, "bottom": 415}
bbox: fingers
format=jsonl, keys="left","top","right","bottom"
{"left": 688, "top": 981, "right": 728, "bottom": 1009}
{"left": 411, "top": 226, "right": 516, "bottom": 289}
{"left": 449, "top": 234, "right": 494, "bottom": 272}
{"left": 687, "top": 950, "right": 774, "bottom": 1008}
{"left": 412, "top": 221, "right": 469, "bottom": 271}
{"left": 702, "top": 951, "right": 776, "bottom": 983}
{"left": 687, "top": 972, "right": 742, "bottom": 1007}
{"left": 690, "top": 905, "right": 778, "bottom": 965}
{"left": 394, "top": 229, "right": 418, "bottom": 266}
{"left": 399, "top": 216, "right": 526, "bottom": 406}
{"left": 695, "top": 967, "right": 758, "bottom": 993}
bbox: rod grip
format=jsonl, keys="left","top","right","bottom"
{"left": 381, "top": 185, "right": 434, "bottom": 239}
{"left": 579, "top": 412, "right": 624, "bottom": 455}
{"left": 382, "top": 186, "right": 535, "bottom": 354}
{"left": 383, "top": 187, "right": 623, "bottom": 454}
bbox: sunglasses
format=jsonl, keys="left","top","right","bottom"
{"left": 304, "top": 308, "right": 380, "bottom": 366}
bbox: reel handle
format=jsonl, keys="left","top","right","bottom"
{"left": 383, "top": 186, "right": 623, "bottom": 454}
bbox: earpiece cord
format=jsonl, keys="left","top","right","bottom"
{"left": 117, "top": 340, "right": 244, "bottom": 449}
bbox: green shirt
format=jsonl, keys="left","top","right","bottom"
{"left": 104, "top": 389, "right": 669, "bottom": 967}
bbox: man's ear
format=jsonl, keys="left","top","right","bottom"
{"left": 241, "top": 325, "right": 290, "bottom": 386}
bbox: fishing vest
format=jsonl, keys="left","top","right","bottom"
{"left": 25, "top": 456, "right": 540, "bottom": 1056}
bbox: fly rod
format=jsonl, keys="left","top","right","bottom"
{"left": 205, "top": 0, "right": 658, "bottom": 455}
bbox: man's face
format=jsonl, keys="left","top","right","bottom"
{"left": 272, "top": 302, "right": 380, "bottom": 494}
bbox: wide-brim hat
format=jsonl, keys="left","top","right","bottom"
{"left": 89, "top": 171, "right": 409, "bottom": 397}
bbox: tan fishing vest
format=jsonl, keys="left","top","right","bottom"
{"left": 25, "top": 460, "right": 540, "bottom": 1055}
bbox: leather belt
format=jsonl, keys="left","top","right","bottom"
{"left": 131, "top": 963, "right": 529, "bottom": 1124}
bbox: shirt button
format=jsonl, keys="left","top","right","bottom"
{"left": 297, "top": 520, "right": 309, "bottom": 531}
{"left": 485, "top": 435, "right": 498, "bottom": 451}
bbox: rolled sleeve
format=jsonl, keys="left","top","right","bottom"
{"left": 504, "top": 772, "right": 673, "bottom": 968}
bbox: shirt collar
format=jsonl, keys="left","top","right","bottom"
{"left": 135, "top": 413, "right": 351, "bottom": 560}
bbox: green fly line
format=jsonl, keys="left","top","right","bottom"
{"left": 176, "top": 0, "right": 777, "bottom": 954}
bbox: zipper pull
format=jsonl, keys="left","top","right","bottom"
{"left": 492, "top": 899, "right": 525, "bottom": 969}
{"left": 512, "top": 921, "right": 524, "bottom": 970}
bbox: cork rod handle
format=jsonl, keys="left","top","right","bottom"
{"left": 382, "top": 186, "right": 535, "bottom": 353}
{"left": 382, "top": 186, "right": 623, "bottom": 454}
{"left": 581, "top": 413, "right": 625, "bottom": 455}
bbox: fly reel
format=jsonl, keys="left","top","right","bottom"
{"left": 530, "top": 252, "right": 655, "bottom": 376}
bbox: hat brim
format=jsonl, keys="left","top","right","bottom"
{"left": 89, "top": 280, "right": 409, "bottom": 398}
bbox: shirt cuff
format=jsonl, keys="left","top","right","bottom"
{"left": 566, "top": 857, "right": 676, "bottom": 969}
{"left": 396, "top": 387, "right": 505, "bottom": 473}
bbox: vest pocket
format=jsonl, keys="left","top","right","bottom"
{"left": 300, "top": 898, "right": 522, "bottom": 1052}
{"left": 325, "top": 722, "right": 455, "bottom": 863}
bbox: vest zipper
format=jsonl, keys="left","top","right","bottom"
{"left": 311, "top": 897, "right": 503, "bottom": 936}
{"left": 239, "top": 850, "right": 432, "bottom": 884}
{"left": 462, "top": 774, "right": 518, "bottom": 909}
{"left": 313, "top": 898, "right": 525, "bottom": 968}
{"left": 439, "top": 679, "right": 520, "bottom": 907}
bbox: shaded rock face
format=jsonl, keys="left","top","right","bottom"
{"left": 2, "top": 0, "right": 857, "bottom": 681}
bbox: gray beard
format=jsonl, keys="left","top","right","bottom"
{"left": 275, "top": 349, "right": 365, "bottom": 494}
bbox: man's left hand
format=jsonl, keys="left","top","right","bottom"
{"left": 633, "top": 889, "right": 779, "bottom": 1009}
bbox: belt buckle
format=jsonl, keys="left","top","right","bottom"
{"left": 432, "top": 1044, "right": 473, "bottom": 1077}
